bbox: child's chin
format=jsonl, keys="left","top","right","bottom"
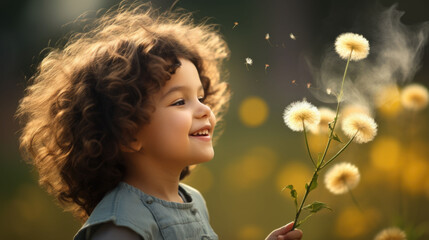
{"left": 193, "top": 154, "right": 214, "bottom": 164}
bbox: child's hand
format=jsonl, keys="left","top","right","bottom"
{"left": 265, "top": 222, "right": 303, "bottom": 240}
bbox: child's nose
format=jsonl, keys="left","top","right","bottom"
{"left": 195, "top": 101, "right": 212, "bottom": 119}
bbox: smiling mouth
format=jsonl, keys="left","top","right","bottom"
{"left": 189, "top": 129, "right": 210, "bottom": 137}
{"left": 189, "top": 133, "right": 211, "bottom": 141}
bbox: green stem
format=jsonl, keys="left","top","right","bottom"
{"left": 319, "top": 50, "right": 352, "bottom": 166}
{"left": 291, "top": 49, "right": 353, "bottom": 231}
{"left": 292, "top": 168, "right": 320, "bottom": 230}
{"left": 348, "top": 188, "right": 363, "bottom": 212}
{"left": 320, "top": 131, "right": 357, "bottom": 170}
{"left": 303, "top": 121, "right": 316, "bottom": 168}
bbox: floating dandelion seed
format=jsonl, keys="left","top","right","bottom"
{"left": 265, "top": 33, "right": 273, "bottom": 46}
{"left": 290, "top": 33, "right": 296, "bottom": 40}
{"left": 283, "top": 100, "right": 321, "bottom": 132}
{"left": 401, "top": 83, "right": 429, "bottom": 111}
{"left": 307, "top": 83, "right": 311, "bottom": 89}
{"left": 342, "top": 113, "right": 377, "bottom": 144}
{"left": 265, "top": 64, "right": 270, "bottom": 74}
{"left": 232, "top": 21, "right": 239, "bottom": 29}
{"left": 324, "top": 162, "right": 360, "bottom": 195}
{"left": 310, "top": 107, "right": 336, "bottom": 134}
{"left": 245, "top": 57, "right": 253, "bottom": 71}
{"left": 374, "top": 227, "right": 407, "bottom": 240}
{"left": 326, "top": 88, "right": 332, "bottom": 95}
{"left": 335, "top": 33, "right": 369, "bottom": 61}
{"left": 291, "top": 80, "right": 297, "bottom": 85}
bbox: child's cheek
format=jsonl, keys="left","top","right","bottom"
{"left": 160, "top": 113, "right": 192, "bottom": 151}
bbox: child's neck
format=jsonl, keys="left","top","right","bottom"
{"left": 124, "top": 158, "right": 184, "bottom": 203}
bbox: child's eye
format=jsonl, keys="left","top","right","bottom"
{"left": 198, "top": 96, "right": 206, "bottom": 103}
{"left": 171, "top": 99, "right": 185, "bottom": 106}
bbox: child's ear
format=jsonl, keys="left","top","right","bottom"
{"left": 120, "top": 138, "right": 143, "bottom": 153}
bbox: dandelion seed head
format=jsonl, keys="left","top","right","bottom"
{"left": 310, "top": 107, "right": 336, "bottom": 134}
{"left": 342, "top": 113, "right": 377, "bottom": 144}
{"left": 342, "top": 104, "right": 372, "bottom": 119}
{"left": 283, "top": 100, "right": 321, "bottom": 132}
{"left": 401, "top": 83, "right": 429, "bottom": 111}
{"left": 335, "top": 32, "right": 369, "bottom": 61}
{"left": 374, "top": 227, "right": 407, "bottom": 240}
{"left": 324, "top": 162, "right": 360, "bottom": 195}
{"left": 245, "top": 57, "right": 253, "bottom": 65}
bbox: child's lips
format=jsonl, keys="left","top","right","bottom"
{"left": 189, "top": 134, "right": 211, "bottom": 141}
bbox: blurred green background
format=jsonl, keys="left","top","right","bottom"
{"left": 1, "top": 0, "right": 429, "bottom": 239}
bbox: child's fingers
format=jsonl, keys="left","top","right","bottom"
{"left": 278, "top": 229, "right": 303, "bottom": 240}
{"left": 270, "top": 221, "right": 295, "bottom": 236}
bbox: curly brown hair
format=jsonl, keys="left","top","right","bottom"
{"left": 16, "top": 2, "right": 230, "bottom": 222}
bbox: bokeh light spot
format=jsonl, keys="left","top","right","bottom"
{"left": 239, "top": 96, "right": 269, "bottom": 127}
{"left": 375, "top": 84, "right": 402, "bottom": 118}
{"left": 237, "top": 225, "right": 264, "bottom": 240}
{"left": 276, "top": 162, "right": 312, "bottom": 197}
{"left": 335, "top": 207, "right": 381, "bottom": 238}
{"left": 225, "top": 146, "right": 277, "bottom": 190}
{"left": 401, "top": 152, "right": 428, "bottom": 195}
{"left": 370, "top": 136, "right": 402, "bottom": 173}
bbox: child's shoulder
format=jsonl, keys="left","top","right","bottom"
{"left": 74, "top": 182, "right": 159, "bottom": 240}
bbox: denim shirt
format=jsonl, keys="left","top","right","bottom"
{"left": 73, "top": 182, "right": 218, "bottom": 240}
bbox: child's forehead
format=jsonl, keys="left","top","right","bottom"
{"left": 164, "top": 58, "right": 202, "bottom": 88}
{"left": 153, "top": 58, "right": 204, "bottom": 99}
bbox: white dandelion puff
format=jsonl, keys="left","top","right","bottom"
{"left": 342, "top": 113, "right": 377, "bottom": 144}
{"left": 401, "top": 83, "right": 429, "bottom": 111}
{"left": 342, "top": 104, "right": 373, "bottom": 119}
{"left": 374, "top": 227, "right": 407, "bottom": 240}
{"left": 309, "top": 107, "right": 336, "bottom": 134}
{"left": 335, "top": 32, "right": 369, "bottom": 61}
{"left": 283, "top": 100, "right": 321, "bottom": 132}
{"left": 324, "top": 162, "right": 360, "bottom": 195}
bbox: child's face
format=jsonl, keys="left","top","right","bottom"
{"left": 135, "top": 58, "right": 216, "bottom": 168}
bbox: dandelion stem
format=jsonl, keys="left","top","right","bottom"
{"left": 320, "top": 131, "right": 357, "bottom": 170}
{"left": 319, "top": 49, "right": 352, "bottom": 167}
{"left": 292, "top": 168, "right": 319, "bottom": 230}
{"left": 348, "top": 187, "right": 363, "bottom": 212}
{"left": 303, "top": 121, "right": 316, "bottom": 167}
{"left": 291, "top": 49, "right": 353, "bottom": 231}
{"left": 338, "top": 49, "right": 353, "bottom": 102}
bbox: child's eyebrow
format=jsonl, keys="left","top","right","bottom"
{"left": 161, "top": 85, "right": 204, "bottom": 100}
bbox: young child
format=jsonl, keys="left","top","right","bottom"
{"left": 17, "top": 2, "right": 303, "bottom": 240}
